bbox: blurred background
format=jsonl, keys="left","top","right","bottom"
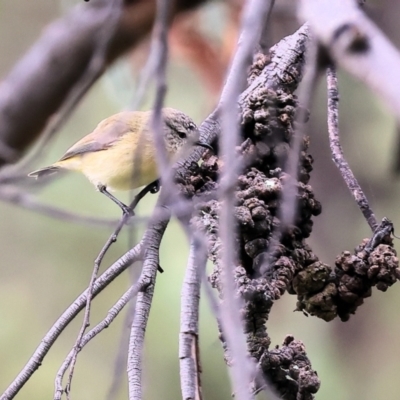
{"left": 0, "top": 0, "right": 400, "bottom": 399}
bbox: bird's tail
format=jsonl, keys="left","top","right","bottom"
{"left": 28, "top": 165, "right": 60, "bottom": 179}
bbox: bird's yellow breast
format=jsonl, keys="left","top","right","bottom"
{"left": 56, "top": 131, "right": 161, "bottom": 191}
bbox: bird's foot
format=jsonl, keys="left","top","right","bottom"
{"left": 150, "top": 180, "right": 160, "bottom": 194}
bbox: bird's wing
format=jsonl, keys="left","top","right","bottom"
{"left": 59, "top": 112, "right": 146, "bottom": 162}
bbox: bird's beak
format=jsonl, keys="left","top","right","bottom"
{"left": 195, "top": 141, "right": 214, "bottom": 152}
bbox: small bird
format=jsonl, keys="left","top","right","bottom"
{"left": 29, "top": 108, "right": 211, "bottom": 215}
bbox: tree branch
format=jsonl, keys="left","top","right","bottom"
{"left": 299, "top": 0, "right": 400, "bottom": 123}
{"left": 0, "top": 0, "right": 208, "bottom": 168}
{"left": 54, "top": 274, "right": 151, "bottom": 400}
{"left": 127, "top": 200, "right": 170, "bottom": 400}
{"left": 0, "top": 242, "right": 142, "bottom": 400}
{"left": 179, "top": 236, "right": 207, "bottom": 400}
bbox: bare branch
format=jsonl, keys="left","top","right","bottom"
{"left": 127, "top": 203, "right": 170, "bottom": 400}
{"left": 326, "top": 65, "right": 378, "bottom": 231}
{"left": 123, "top": 1, "right": 173, "bottom": 396}
{"left": 179, "top": 236, "right": 207, "bottom": 400}
{"left": 55, "top": 181, "right": 159, "bottom": 398}
{"left": 54, "top": 274, "right": 151, "bottom": 398}
{"left": 0, "top": 242, "right": 142, "bottom": 400}
{"left": 0, "top": 0, "right": 209, "bottom": 168}
{"left": 299, "top": 0, "right": 400, "bottom": 123}
{"left": 151, "top": 0, "right": 171, "bottom": 175}
{"left": 3, "top": 0, "right": 124, "bottom": 179}
{"left": 106, "top": 294, "right": 137, "bottom": 400}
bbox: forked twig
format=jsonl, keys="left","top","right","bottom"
{"left": 54, "top": 273, "right": 151, "bottom": 393}
{"left": 0, "top": 242, "right": 142, "bottom": 400}
{"left": 55, "top": 181, "right": 158, "bottom": 399}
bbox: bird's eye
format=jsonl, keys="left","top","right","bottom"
{"left": 177, "top": 131, "right": 187, "bottom": 139}
{"left": 188, "top": 122, "right": 196, "bottom": 130}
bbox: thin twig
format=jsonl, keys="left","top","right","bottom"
{"left": 179, "top": 235, "right": 207, "bottom": 400}
{"left": 217, "top": 1, "right": 275, "bottom": 399}
{"left": 326, "top": 65, "right": 378, "bottom": 231}
{"left": 0, "top": 242, "right": 142, "bottom": 400}
{"left": 105, "top": 0, "right": 170, "bottom": 390}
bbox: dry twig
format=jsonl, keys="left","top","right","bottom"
{"left": 217, "top": 0, "right": 275, "bottom": 398}
{"left": 326, "top": 64, "right": 378, "bottom": 231}
{"left": 54, "top": 273, "right": 152, "bottom": 398}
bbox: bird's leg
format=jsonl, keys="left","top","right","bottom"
{"left": 98, "top": 185, "right": 133, "bottom": 216}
